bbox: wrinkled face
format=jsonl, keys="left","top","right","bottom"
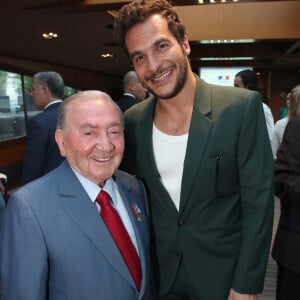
{"left": 30, "top": 79, "right": 47, "bottom": 110}
{"left": 234, "top": 75, "right": 245, "bottom": 88}
{"left": 125, "top": 14, "right": 190, "bottom": 100}
{"left": 55, "top": 97, "right": 124, "bottom": 186}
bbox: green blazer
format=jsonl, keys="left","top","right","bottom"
{"left": 122, "top": 76, "right": 274, "bottom": 299}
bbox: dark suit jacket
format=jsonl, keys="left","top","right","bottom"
{"left": 272, "top": 116, "right": 300, "bottom": 273}
{"left": 1, "top": 160, "right": 154, "bottom": 300}
{"left": 117, "top": 94, "right": 138, "bottom": 112}
{"left": 21, "top": 102, "right": 64, "bottom": 185}
{"left": 121, "top": 76, "right": 274, "bottom": 299}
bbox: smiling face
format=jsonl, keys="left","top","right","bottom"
{"left": 55, "top": 93, "right": 124, "bottom": 186}
{"left": 125, "top": 14, "right": 191, "bottom": 100}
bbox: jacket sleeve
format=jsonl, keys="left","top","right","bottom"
{"left": 0, "top": 194, "right": 48, "bottom": 299}
{"left": 232, "top": 91, "right": 274, "bottom": 294}
{"left": 275, "top": 117, "right": 300, "bottom": 198}
{"left": 21, "top": 116, "right": 48, "bottom": 185}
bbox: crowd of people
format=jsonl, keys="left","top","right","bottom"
{"left": 0, "top": 0, "right": 299, "bottom": 299}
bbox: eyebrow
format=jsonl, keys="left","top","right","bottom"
{"left": 130, "top": 38, "right": 170, "bottom": 60}
{"left": 79, "top": 121, "right": 123, "bottom": 129}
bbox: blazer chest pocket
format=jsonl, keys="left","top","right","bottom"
{"left": 212, "top": 153, "right": 239, "bottom": 197}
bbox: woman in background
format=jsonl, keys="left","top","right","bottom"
{"left": 271, "top": 92, "right": 291, "bottom": 159}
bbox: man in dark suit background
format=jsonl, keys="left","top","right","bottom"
{"left": 21, "top": 71, "right": 65, "bottom": 185}
{"left": 117, "top": 70, "right": 148, "bottom": 112}
{"left": 1, "top": 90, "right": 153, "bottom": 299}
{"left": 272, "top": 85, "right": 300, "bottom": 299}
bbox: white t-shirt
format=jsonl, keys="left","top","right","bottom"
{"left": 271, "top": 117, "right": 289, "bottom": 159}
{"left": 262, "top": 103, "right": 275, "bottom": 143}
{"left": 152, "top": 124, "right": 188, "bottom": 211}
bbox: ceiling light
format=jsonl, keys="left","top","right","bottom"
{"left": 197, "top": 0, "right": 239, "bottom": 3}
{"left": 101, "top": 53, "right": 113, "bottom": 58}
{"left": 199, "top": 57, "right": 254, "bottom": 61}
{"left": 198, "top": 39, "right": 255, "bottom": 44}
{"left": 42, "top": 32, "right": 58, "bottom": 39}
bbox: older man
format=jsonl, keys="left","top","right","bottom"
{"left": 1, "top": 91, "right": 154, "bottom": 300}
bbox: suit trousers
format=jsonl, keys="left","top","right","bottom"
{"left": 276, "top": 264, "right": 300, "bottom": 300}
{"left": 158, "top": 256, "right": 197, "bottom": 300}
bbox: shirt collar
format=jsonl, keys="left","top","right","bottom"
{"left": 44, "top": 99, "right": 62, "bottom": 110}
{"left": 123, "top": 93, "right": 136, "bottom": 98}
{"left": 70, "top": 167, "right": 117, "bottom": 204}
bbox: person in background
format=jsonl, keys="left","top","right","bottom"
{"left": 272, "top": 84, "right": 300, "bottom": 300}
{"left": 0, "top": 90, "right": 153, "bottom": 300}
{"left": 117, "top": 70, "right": 148, "bottom": 112}
{"left": 20, "top": 71, "right": 65, "bottom": 185}
{"left": 114, "top": 0, "right": 274, "bottom": 299}
{"left": 234, "top": 69, "right": 274, "bottom": 143}
{"left": 0, "top": 173, "right": 6, "bottom": 220}
{"left": 271, "top": 92, "right": 291, "bottom": 159}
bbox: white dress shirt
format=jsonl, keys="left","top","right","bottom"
{"left": 71, "top": 167, "right": 139, "bottom": 253}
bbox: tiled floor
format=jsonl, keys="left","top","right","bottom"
{"left": 260, "top": 196, "right": 280, "bottom": 300}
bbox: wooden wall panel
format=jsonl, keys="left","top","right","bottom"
{"left": 0, "top": 137, "right": 26, "bottom": 168}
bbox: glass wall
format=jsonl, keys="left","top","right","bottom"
{"left": 0, "top": 71, "right": 30, "bottom": 141}
{"left": 0, "top": 70, "right": 78, "bottom": 142}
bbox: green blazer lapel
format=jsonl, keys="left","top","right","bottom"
{"left": 136, "top": 99, "right": 179, "bottom": 215}
{"left": 180, "top": 78, "right": 214, "bottom": 212}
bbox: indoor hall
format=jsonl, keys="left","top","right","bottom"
{"left": 0, "top": 1, "right": 299, "bottom": 299}
{"left": 1, "top": 0, "right": 299, "bottom": 186}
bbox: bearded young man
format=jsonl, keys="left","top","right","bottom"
{"left": 114, "top": 1, "right": 274, "bottom": 299}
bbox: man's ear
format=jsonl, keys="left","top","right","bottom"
{"left": 182, "top": 34, "right": 191, "bottom": 56}
{"left": 55, "top": 129, "right": 67, "bottom": 157}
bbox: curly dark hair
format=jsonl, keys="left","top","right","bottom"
{"left": 113, "top": 0, "right": 186, "bottom": 48}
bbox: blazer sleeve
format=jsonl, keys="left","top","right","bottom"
{"left": 275, "top": 117, "right": 300, "bottom": 197}
{"left": 274, "top": 117, "right": 300, "bottom": 232}
{"left": 232, "top": 92, "right": 274, "bottom": 293}
{"left": 0, "top": 194, "right": 48, "bottom": 300}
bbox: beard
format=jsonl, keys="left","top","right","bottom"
{"left": 142, "top": 56, "right": 189, "bottom": 100}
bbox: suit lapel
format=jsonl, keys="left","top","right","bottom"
{"left": 180, "top": 77, "right": 214, "bottom": 211}
{"left": 136, "top": 100, "right": 179, "bottom": 216}
{"left": 56, "top": 162, "right": 136, "bottom": 289}
{"left": 136, "top": 79, "right": 214, "bottom": 214}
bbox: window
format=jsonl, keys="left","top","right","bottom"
{"left": 0, "top": 69, "right": 78, "bottom": 142}
{"left": 0, "top": 71, "right": 27, "bottom": 141}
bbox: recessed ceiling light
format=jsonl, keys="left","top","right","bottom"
{"left": 199, "top": 57, "right": 254, "bottom": 61}
{"left": 101, "top": 53, "right": 113, "bottom": 58}
{"left": 197, "top": 0, "right": 239, "bottom": 3}
{"left": 42, "top": 32, "right": 58, "bottom": 39}
{"left": 198, "top": 39, "right": 255, "bottom": 44}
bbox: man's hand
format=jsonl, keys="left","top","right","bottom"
{"left": 228, "top": 288, "right": 258, "bottom": 300}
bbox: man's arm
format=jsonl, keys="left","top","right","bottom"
{"left": 21, "top": 117, "right": 47, "bottom": 185}
{"left": 0, "top": 194, "right": 48, "bottom": 299}
{"left": 275, "top": 116, "right": 300, "bottom": 198}
{"left": 232, "top": 91, "right": 274, "bottom": 294}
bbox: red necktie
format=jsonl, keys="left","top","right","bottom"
{"left": 96, "top": 190, "right": 142, "bottom": 290}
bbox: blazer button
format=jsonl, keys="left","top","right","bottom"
{"left": 178, "top": 219, "right": 185, "bottom": 226}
